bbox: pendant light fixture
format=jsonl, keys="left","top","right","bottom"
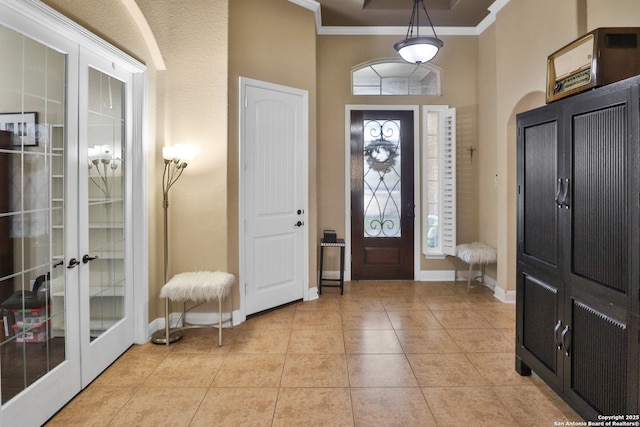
{"left": 394, "top": 0, "right": 443, "bottom": 64}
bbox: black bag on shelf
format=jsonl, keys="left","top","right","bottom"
{"left": 1, "top": 273, "right": 49, "bottom": 310}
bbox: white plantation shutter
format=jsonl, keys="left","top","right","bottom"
{"left": 440, "top": 107, "right": 456, "bottom": 255}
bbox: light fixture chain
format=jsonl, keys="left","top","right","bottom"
{"left": 420, "top": 0, "right": 438, "bottom": 39}
{"left": 406, "top": 0, "right": 418, "bottom": 39}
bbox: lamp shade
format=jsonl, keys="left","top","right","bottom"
{"left": 162, "top": 145, "right": 177, "bottom": 161}
{"left": 394, "top": 36, "right": 443, "bottom": 64}
{"left": 163, "top": 144, "right": 197, "bottom": 165}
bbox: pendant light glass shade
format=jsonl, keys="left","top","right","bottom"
{"left": 394, "top": 0, "right": 443, "bottom": 64}
{"left": 394, "top": 36, "right": 443, "bottom": 64}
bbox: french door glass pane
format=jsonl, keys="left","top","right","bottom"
{"left": 0, "top": 24, "right": 66, "bottom": 403}
{"left": 363, "top": 118, "right": 402, "bottom": 238}
{"left": 86, "top": 68, "right": 125, "bottom": 339}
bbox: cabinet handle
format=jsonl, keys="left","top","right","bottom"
{"left": 561, "top": 326, "right": 571, "bottom": 357}
{"left": 554, "top": 320, "right": 563, "bottom": 350}
{"left": 555, "top": 179, "right": 563, "bottom": 208}
{"left": 560, "top": 178, "right": 570, "bottom": 209}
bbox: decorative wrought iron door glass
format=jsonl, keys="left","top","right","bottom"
{"left": 363, "top": 119, "right": 402, "bottom": 238}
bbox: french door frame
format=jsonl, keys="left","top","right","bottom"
{"left": 344, "top": 105, "right": 421, "bottom": 281}
{"left": 0, "top": 1, "right": 148, "bottom": 425}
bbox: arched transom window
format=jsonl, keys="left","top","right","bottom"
{"left": 352, "top": 59, "right": 441, "bottom": 96}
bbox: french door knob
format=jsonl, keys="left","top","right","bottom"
{"left": 82, "top": 254, "right": 99, "bottom": 264}
{"left": 67, "top": 258, "right": 80, "bottom": 269}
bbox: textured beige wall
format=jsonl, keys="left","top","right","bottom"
{"left": 480, "top": 0, "right": 640, "bottom": 293}
{"left": 477, "top": 24, "right": 498, "bottom": 281}
{"left": 138, "top": 0, "right": 228, "bottom": 319}
{"left": 489, "top": 0, "right": 578, "bottom": 292}
{"left": 587, "top": 0, "right": 640, "bottom": 29}
{"left": 316, "top": 34, "right": 479, "bottom": 273}
{"left": 228, "top": 0, "right": 318, "bottom": 297}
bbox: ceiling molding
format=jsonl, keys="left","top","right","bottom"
{"left": 317, "top": 25, "right": 479, "bottom": 36}
{"left": 476, "top": 0, "right": 510, "bottom": 34}
{"left": 289, "top": 0, "right": 510, "bottom": 36}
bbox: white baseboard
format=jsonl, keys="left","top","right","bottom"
{"left": 148, "top": 309, "right": 243, "bottom": 340}
{"left": 324, "top": 268, "right": 513, "bottom": 302}
{"left": 493, "top": 286, "right": 516, "bottom": 303}
{"left": 184, "top": 311, "right": 234, "bottom": 327}
{"left": 306, "top": 286, "right": 319, "bottom": 301}
{"left": 320, "top": 270, "right": 341, "bottom": 280}
{"left": 451, "top": 270, "right": 516, "bottom": 303}
{"left": 417, "top": 270, "right": 456, "bottom": 281}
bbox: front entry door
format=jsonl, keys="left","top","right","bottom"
{"left": 241, "top": 78, "right": 308, "bottom": 315}
{"left": 351, "top": 110, "right": 414, "bottom": 280}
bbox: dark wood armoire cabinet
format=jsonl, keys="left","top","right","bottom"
{"left": 516, "top": 75, "right": 640, "bottom": 420}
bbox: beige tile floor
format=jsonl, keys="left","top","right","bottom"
{"left": 46, "top": 281, "right": 583, "bottom": 426}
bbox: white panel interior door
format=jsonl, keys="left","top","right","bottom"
{"left": 241, "top": 78, "right": 308, "bottom": 316}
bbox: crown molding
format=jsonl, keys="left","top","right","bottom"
{"left": 317, "top": 25, "right": 479, "bottom": 36}
{"left": 289, "top": 0, "right": 510, "bottom": 37}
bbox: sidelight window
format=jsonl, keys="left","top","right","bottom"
{"left": 422, "top": 106, "right": 456, "bottom": 257}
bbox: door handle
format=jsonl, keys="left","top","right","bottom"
{"left": 294, "top": 220, "right": 304, "bottom": 227}
{"left": 67, "top": 258, "right": 80, "bottom": 269}
{"left": 82, "top": 254, "right": 99, "bottom": 264}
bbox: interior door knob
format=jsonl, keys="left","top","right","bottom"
{"left": 294, "top": 220, "right": 304, "bottom": 227}
{"left": 67, "top": 258, "right": 80, "bottom": 269}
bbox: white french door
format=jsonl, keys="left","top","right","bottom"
{"left": 240, "top": 78, "right": 309, "bottom": 316}
{"left": 0, "top": 2, "right": 144, "bottom": 425}
{"left": 77, "top": 49, "right": 134, "bottom": 386}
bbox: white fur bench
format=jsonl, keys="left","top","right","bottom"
{"left": 455, "top": 242, "right": 497, "bottom": 293}
{"left": 159, "top": 271, "right": 234, "bottom": 346}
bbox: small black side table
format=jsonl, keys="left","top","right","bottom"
{"left": 318, "top": 238, "right": 345, "bottom": 295}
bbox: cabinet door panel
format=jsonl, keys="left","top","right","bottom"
{"left": 517, "top": 106, "right": 562, "bottom": 275}
{"left": 572, "top": 103, "right": 628, "bottom": 295}
{"left": 570, "top": 298, "right": 627, "bottom": 416}
{"left": 522, "top": 122, "right": 559, "bottom": 264}
{"left": 522, "top": 273, "right": 560, "bottom": 373}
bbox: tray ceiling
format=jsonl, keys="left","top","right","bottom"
{"left": 316, "top": 0, "right": 496, "bottom": 27}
